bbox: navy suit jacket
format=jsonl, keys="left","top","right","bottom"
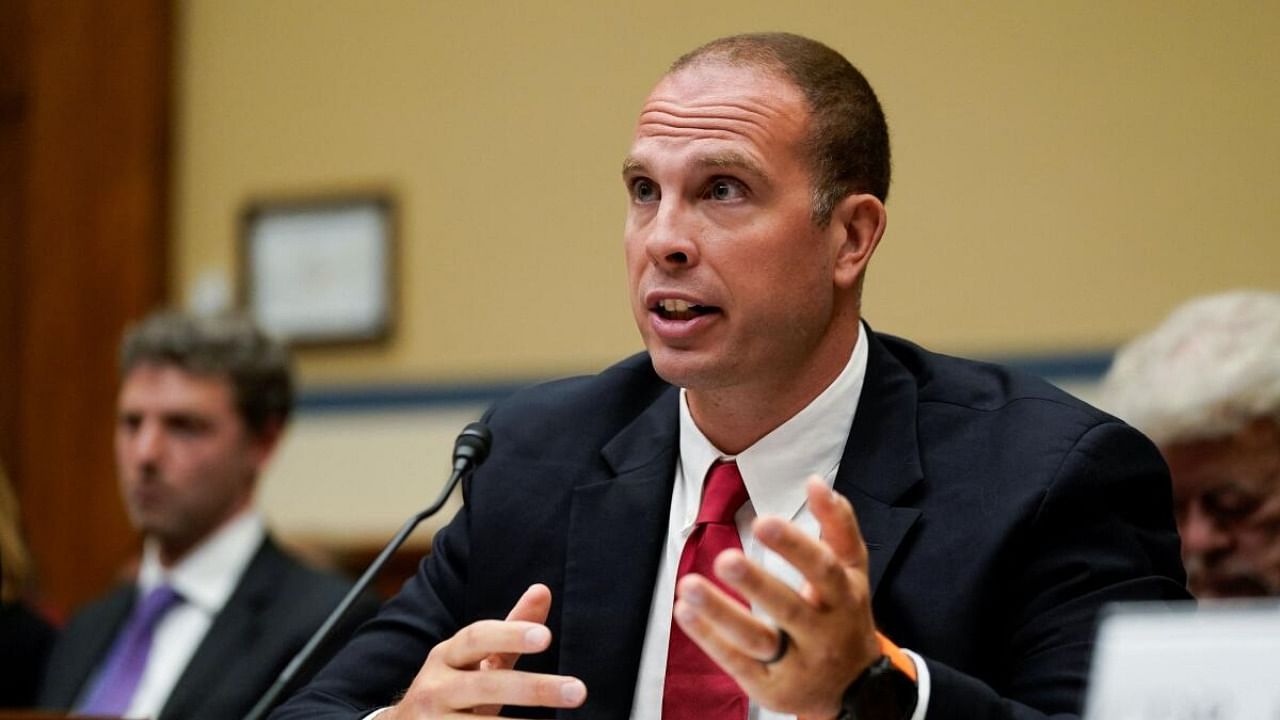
{"left": 275, "top": 330, "right": 1188, "bottom": 719}
{"left": 40, "top": 535, "right": 378, "bottom": 720}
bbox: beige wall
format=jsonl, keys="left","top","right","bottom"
{"left": 172, "top": 2, "right": 1279, "bottom": 538}
{"left": 174, "top": 1, "right": 1280, "bottom": 390}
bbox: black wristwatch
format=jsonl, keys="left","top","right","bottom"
{"left": 836, "top": 654, "right": 919, "bottom": 720}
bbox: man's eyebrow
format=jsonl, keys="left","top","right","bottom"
{"left": 620, "top": 152, "right": 767, "bottom": 178}
{"left": 621, "top": 156, "right": 646, "bottom": 176}
{"left": 693, "top": 151, "right": 765, "bottom": 178}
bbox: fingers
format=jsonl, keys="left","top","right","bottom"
{"left": 441, "top": 618, "right": 551, "bottom": 669}
{"left": 807, "top": 476, "right": 868, "bottom": 569}
{"left": 481, "top": 583, "right": 553, "bottom": 672}
{"left": 750, "top": 522, "right": 852, "bottom": 611}
{"left": 398, "top": 583, "right": 588, "bottom": 716}
{"left": 426, "top": 666, "right": 587, "bottom": 712}
{"left": 676, "top": 572, "right": 781, "bottom": 663}
{"left": 671, "top": 480, "right": 880, "bottom": 717}
{"left": 505, "top": 583, "right": 553, "bottom": 623}
{"left": 711, "top": 548, "right": 817, "bottom": 635}
{"left": 674, "top": 578, "right": 774, "bottom": 683}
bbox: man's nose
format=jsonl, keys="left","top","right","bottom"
{"left": 131, "top": 423, "right": 164, "bottom": 464}
{"left": 645, "top": 201, "right": 700, "bottom": 272}
{"left": 1179, "top": 501, "right": 1233, "bottom": 557}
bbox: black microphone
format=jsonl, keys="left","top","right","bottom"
{"left": 243, "top": 421, "right": 493, "bottom": 720}
{"left": 452, "top": 421, "right": 492, "bottom": 472}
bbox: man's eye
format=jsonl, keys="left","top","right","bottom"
{"left": 1204, "top": 490, "right": 1263, "bottom": 522}
{"left": 706, "top": 178, "right": 746, "bottom": 201}
{"left": 168, "top": 416, "right": 208, "bottom": 436}
{"left": 630, "top": 178, "right": 659, "bottom": 202}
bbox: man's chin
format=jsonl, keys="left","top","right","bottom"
{"left": 647, "top": 347, "right": 714, "bottom": 389}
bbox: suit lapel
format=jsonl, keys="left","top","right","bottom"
{"left": 834, "top": 330, "right": 924, "bottom": 597}
{"left": 50, "top": 586, "right": 135, "bottom": 707}
{"left": 557, "top": 386, "right": 679, "bottom": 719}
{"left": 159, "top": 538, "right": 279, "bottom": 720}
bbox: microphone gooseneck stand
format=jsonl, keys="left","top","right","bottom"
{"left": 242, "top": 421, "right": 493, "bottom": 720}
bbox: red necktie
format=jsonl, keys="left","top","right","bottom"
{"left": 662, "top": 460, "right": 750, "bottom": 719}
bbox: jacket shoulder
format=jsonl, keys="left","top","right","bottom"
{"left": 878, "top": 332, "right": 1114, "bottom": 426}
{"left": 248, "top": 536, "right": 371, "bottom": 613}
{"left": 482, "top": 352, "right": 671, "bottom": 458}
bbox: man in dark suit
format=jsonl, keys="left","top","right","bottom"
{"left": 40, "top": 311, "right": 377, "bottom": 719}
{"left": 275, "top": 33, "right": 1187, "bottom": 719}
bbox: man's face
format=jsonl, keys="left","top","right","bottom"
{"left": 1164, "top": 419, "right": 1280, "bottom": 598}
{"left": 622, "top": 62, "right": 862, "bottom": 400}
{"left": 115, "top": 363, "right": 270, "bottom": 564}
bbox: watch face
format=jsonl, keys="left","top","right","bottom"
{"left": 840, "top": 656, "right": 919, "bottom": 720}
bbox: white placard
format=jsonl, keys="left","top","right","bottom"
{"left": 1084, "top": 601, "right": 1280, "bottom": 720}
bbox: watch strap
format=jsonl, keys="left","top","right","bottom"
{"left": 837, "top": 633, "right": 919, "bottom": 720}
{"left": 877, "top": 632, "right": 918, "bottom": 682}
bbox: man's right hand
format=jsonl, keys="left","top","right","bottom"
{"left": 384, "top": 584, "right": 587, "bottom": 717}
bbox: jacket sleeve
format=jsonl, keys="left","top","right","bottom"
{"left": 922, "top": 421, "right": 1189, "bottom": 719}
{"left": 269, "top": 501, "right": 473, "bottom": 719}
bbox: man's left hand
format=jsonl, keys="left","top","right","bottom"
{"left": 672, "top": 476, "right": 882, "bottom": 719}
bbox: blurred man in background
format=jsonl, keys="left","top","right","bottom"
{"left": 1102, "top": 290, "right": 1280, "bottom": 598}
{"left": 40, "top": 311, "right": 377, "bottom": 719}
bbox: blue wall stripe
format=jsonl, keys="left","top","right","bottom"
{"left": 298, "top": 380, "right": 533, "bottom": 413}
{"left": 990, "top": 351, "right": 1114, "bottom": 382}
{"left": 296, "top": 350, "right": 1116, "bottom": 415}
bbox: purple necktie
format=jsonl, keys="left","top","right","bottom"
{"left": 77, "top": 584, "right": 183, "bottom": 715}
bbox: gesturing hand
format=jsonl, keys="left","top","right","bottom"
{"left": 385, "top": 583, "right": 587, "bottom": 718}
{"left": 672, "top": 477, "right": 882, "bottom": 719}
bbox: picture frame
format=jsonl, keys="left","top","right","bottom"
{"left": 240, "top": 193, "right": 396, "bottom": 346}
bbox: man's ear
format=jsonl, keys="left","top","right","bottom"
{"left": 830, "top": 193, "right": 887, "bottom": 290}
{"left": 247, "top": 419, "right": 285, "bottom": 473}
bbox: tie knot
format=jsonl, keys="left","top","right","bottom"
{"left": 697, "top": 460, "right": 749, "bottom": 525}
{"left": 134, "top": 584, "right": 183, "bottom": 625}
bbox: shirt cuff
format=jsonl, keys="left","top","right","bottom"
{"left": 901, "top": 648, "right": 931, "bottom": 720}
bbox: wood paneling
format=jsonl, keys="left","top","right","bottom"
{"left": 1, "top": 0, "right": 171, "bottom": 616}
{"left": 0, "top": 0, "right": 27, "bottom": 482}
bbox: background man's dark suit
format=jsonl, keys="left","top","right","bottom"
{"left": 40, "top": 536, "right": 378, "bottom": 720}
{"left": 276, "top": 330, "right": 1188, "bottom": 719}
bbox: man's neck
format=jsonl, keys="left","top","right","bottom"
{"left": 687, "top": 318, "right": 862, "bottom": 454}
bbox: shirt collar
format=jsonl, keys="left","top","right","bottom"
{"left": 137, "top": 509, "right": 266, "bottom": 614}
{"left": 679, "top": 322, "right": 868, "bottom": 522}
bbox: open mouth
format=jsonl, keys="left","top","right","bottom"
{"left": 652, "top": 298, "right": 721, "bottom": 321}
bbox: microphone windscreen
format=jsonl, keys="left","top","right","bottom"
{"left": 453, "top": 421, "right": 492, "bottom": 468}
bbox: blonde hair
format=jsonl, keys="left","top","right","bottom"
{"left": 1101, "top": 290, "right": 1280, "bottom": 445}
{"left": 0, "top": 462, "right": 33, "bottom": 603}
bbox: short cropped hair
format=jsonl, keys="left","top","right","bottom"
{"left": 1101, "top": 290, "right": 1280, "bottom": 445}
{"left": 671, "top": 32, "right": 891, "bottom": 224}
{"left": 120, "top": 310, "right": 294, "bottom": 438}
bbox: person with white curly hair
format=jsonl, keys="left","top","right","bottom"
{"left": 1102, "top": 290, "right": 1280, "bottom": 598}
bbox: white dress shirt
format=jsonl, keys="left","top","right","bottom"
{"left": 111, "top": 509, "right": 266, "bottom": 719}
{"left": 629, "top": 324, "right": 930, "bottom": 719}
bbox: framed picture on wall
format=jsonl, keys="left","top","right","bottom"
{"left": 240, "top": 194, "right": 396, "bottom": 346}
